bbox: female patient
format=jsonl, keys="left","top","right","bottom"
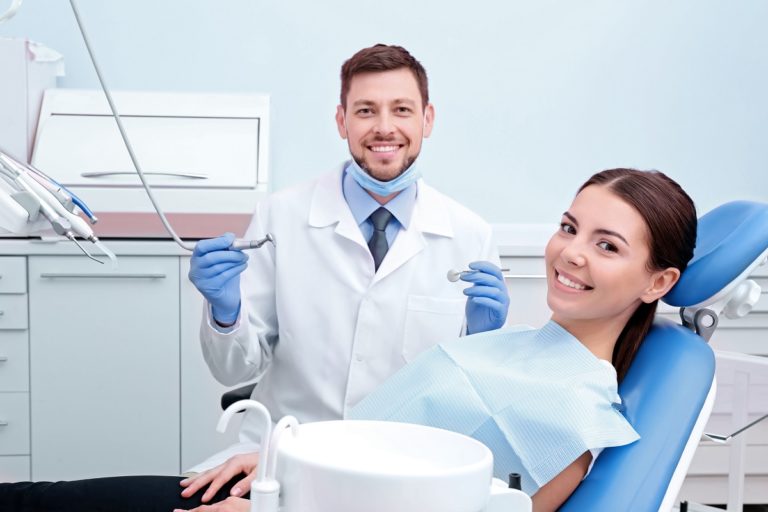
{"left": 0, "top": 168, "right": 697, "bottom": 512}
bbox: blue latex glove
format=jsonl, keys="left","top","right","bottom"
{"left": 462, "top": 261, "right": 510, "bottom": 335}
{"left": 189, "top": 233, "right": 249, "bottom": 325}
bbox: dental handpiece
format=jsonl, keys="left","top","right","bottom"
{"left": 230, "top": 233, "right": 275, "bottom": 251}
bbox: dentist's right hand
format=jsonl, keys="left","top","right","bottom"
{"left": 189, "top": 233, "right": 249, "bottom": 326}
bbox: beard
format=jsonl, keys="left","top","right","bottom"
{"left": 351, "top": 154, "right": 417, "bottom": 182}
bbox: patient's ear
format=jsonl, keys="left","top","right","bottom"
{"left": 641, "top": 268, "right": 681, "bottom": 304}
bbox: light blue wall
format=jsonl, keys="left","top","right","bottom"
{"left": 3, "top": 0, "right": 767, "bottom": 222}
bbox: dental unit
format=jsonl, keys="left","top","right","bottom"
{"left": 1, "top": 0, "right": 273, "bottom": 257}
{"left": 0, "top": 150, "right": 111, "bottom": 265}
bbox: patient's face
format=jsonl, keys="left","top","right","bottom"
{"left": 545, "top": 185, "right": 657, "bottom": 336}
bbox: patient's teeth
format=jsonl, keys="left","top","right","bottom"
{"left": 557, "top": 273, "right": 586, "bottom": 290}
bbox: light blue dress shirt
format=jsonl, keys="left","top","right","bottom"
{"left": 342, "top": 162, "right": 417, "bottom": 247}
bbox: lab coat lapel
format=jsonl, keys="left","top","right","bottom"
{"left": 373, "top": 181, "right": 454, "bottom": 284}
{"left": 308, "top": 165, "right": 368, "bottom": 249}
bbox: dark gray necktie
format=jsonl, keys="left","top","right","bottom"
{"left": 368, "top": 207, "right": 393, "bottom": 271}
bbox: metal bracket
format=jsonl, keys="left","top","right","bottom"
{"left": 679, "top": 307, "right": 719, "bottom": 342}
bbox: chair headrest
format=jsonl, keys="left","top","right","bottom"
{"left": 664, "top": 200, "right": 768, "bottom": 308}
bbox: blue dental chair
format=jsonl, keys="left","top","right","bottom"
{"left": 561, "top": 201, "right": 768, "bottom": 512}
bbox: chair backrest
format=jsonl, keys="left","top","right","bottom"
{"left": 560, "top": 320, "right": 715, "bottom": 511}
{"left": 561, "top": 200, "right": 768, "bottom": 512}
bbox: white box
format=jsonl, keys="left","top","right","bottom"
{"left": 0, "top": 38, "right": 63, "bottom": 163}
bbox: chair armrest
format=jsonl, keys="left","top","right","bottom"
{"left": 221, "top": 383, "right": 257, "bottom": 411}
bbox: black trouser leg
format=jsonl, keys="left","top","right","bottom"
{"left": 0, "top": 475, "right": 246, "bottom": 512}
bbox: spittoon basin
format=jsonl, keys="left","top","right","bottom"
{"left": 275, "top": 420, "right": 495, "bottom": 512}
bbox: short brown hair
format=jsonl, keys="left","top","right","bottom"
{"left": 339, "top": 44, "right": 429, "bottom": 109}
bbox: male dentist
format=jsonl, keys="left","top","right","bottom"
{"left": 186, "top": 43, "right": 509, "bottom": 482}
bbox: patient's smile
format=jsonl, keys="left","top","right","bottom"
{"left": 555, "top": 270, "right": 593, "bottom": 291}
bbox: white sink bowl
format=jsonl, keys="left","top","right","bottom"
{"left": 275, "top": 420, "right": 494, "bottom": 512}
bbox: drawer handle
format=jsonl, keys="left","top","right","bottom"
{"left": 0, "top": 310, "right": 3, "bottom": 316}
{"left": 0, "top": 421, "right": 8, "bottom": 427}
{"left": 0, "top": 356, "right": 8, "bottom": 362}
{"left": 80, "top": 171, "right": 209, "bottom": 180}
{"left": 40, "top": 273, "right": 167, "bottom": 279}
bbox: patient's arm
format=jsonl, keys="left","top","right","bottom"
{"left": 531, "top": 451, "right": 592, "bottom": 512}
{"left": 180, "top": 452, "right": 259, "bottom": 503}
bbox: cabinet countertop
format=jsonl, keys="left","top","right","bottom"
{"left": 0, "top": 221, "right": 555, "bottom": 257}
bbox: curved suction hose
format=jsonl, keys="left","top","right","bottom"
{"left": 265, "top": 415, "right": 299, "bottom": 481}
{"left": 217, "top": 399, "right": 273, "bottom": 485}
{"left": 217, "top": 399, "right": 287, "bottom": 512}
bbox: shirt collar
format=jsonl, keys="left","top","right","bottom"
{"left": 342, "top": 162, "right": 417, "bottom": 229}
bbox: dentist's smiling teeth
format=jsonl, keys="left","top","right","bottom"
{"left": 370, "top": 145, "right": 399, "bottom": 152}
{"left": 557, "top": 272, "right": 590, "bottom": 291}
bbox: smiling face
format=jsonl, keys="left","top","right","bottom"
{"left": 544, "top": 185, "right": 676, "bottom": 343}
{"left": 335, "top": 68, "right": 434, "bottom": 183}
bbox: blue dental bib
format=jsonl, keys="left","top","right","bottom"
{"left": 349, "top": 321, "right": 640, "bottom": 494}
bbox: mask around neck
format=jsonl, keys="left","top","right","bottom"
{"left": 347, "top": 158, "right": 421, "bottom": 197}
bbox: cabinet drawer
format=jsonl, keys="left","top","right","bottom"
{"left": 0, "top": 393, "right": 30, "bottom": 455}
{"left": 0, "top": 331, "right": 28, "bottom": 391}
{"left": 0, "top": 455, "right": 30, "bottom": 482}
{"left": 0, "top": 258, "right": 26, "bottom": 294}
{"left": 34, "top": 109, "right": 262, "bottom": 189}
{"left": 0, "top": 296, "right": 28, "bottom": 330}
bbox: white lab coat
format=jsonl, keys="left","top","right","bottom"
{"left": 191, "top": 164, "right": 499, "bottom": 471}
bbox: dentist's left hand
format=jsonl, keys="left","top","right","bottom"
{"left": 179, "top": 452, "right": 260, "bottom": 503}
{"left": 462, "top": 261, "right": 510, "bottom": 335}
{"left": 189, "top": 233, "right": 249, "bottom": 326}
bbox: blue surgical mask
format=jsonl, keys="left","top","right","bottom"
{"left": 346, "top": 158, "right": 421, "bottom": 196}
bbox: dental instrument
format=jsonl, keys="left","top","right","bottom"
{"left": 24, "top": 161, "right": 99, "bottom": 224}
{"left": 704, "top": 413, "right": 768, "bottom": 444}
{"left": 0, "top": 150, "right": 107, "bottom": 264}
{"left": 446, "top": 268, "right": 476, "bottom": 282}
{"left": 67, "top": 0, "right": 274, "bottom": 253}
{"left": 229, "top": 233, "right": 275, "bottom": 250}
{"left": 447, "top": 267, "right": 514, "bottom": 282}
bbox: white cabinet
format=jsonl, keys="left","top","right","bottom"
{"left": 0, "top": 257, "right": 30, "bottom": 481}
{"left": 0, "top": 245, "right": 244, "bottom": 481}
{"left": 28, "top": 255, "right": 180, "bottom": 480}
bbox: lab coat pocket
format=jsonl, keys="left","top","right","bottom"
{"left": 402, "top": 295, "right": 465, "bottom": 362}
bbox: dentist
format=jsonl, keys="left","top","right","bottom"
{"left": 187, "top": 44, "right": 509, "bottom": 482}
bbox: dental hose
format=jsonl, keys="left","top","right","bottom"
{"left": 67, "top": 0, "right": 273, "bottom": 252}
